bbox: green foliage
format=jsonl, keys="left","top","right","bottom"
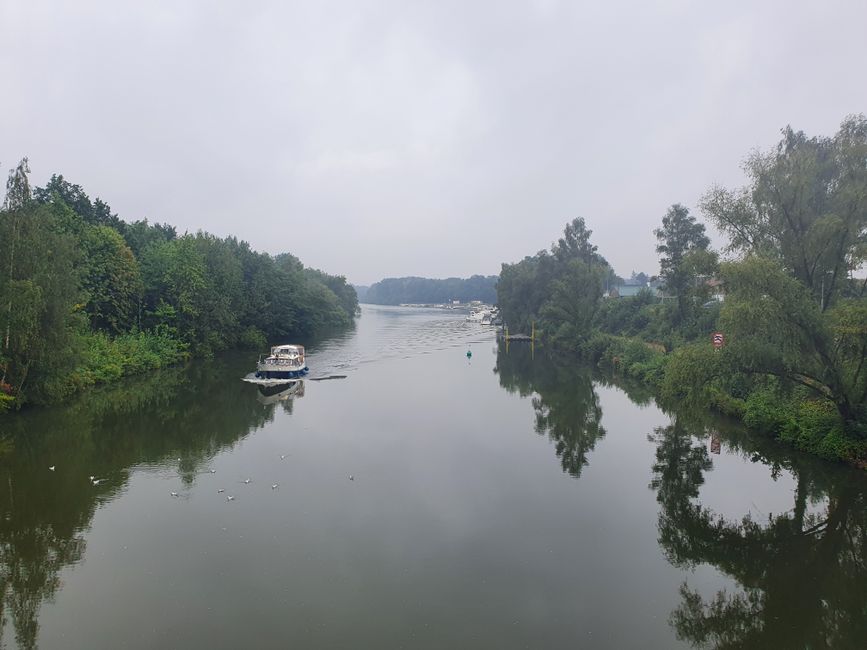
{"left": 0, "top": 196, "right": 84, "bottom": 404}
{"left": 497, "top": 117, "right": 867, "bottom": 464}
{"left": 702, "top": 114, "right": 867, "bottom": 312}
{"left": 720, "top": 256, "right": 867, "bottom": 431}
{"left": 0, "top": 162, "right": 357, "bottom": 407}
{"left": 743, "top": 387, "right": 867, "bottom": 462}
{"left": 655, "top": 204, "right": 715, "bottom": 321}
{"left": 364, "top": 275, "right": 497, "bottom": 305}
{"left": 590, "top": 334, "right": 669, "bottom": 386}
{"left": 540, "top": 259, "right": 604, "bottom": 349}
{"left": 238, "top": 326, "right": 267, "bottom": 349}
{"left": 498, "top": 219, "right": 612, "bottom": 341}
{"left": 79, "top": 225, "right": 143, "bottom": 333}
{"left": 593, "top": 289, "right": 656, "bottom": 338}
{"left": 69, "top": 330, "right": 188, "bottom": 387}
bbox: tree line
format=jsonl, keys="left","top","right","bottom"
{"left": 0, "top": 163, "right": 358, "bottom": 409}
{"left": 497, "top": 115, "right": 867, "bottom": 464}
{"left": 363, "top": 275, "right": 498, "bottom": 305}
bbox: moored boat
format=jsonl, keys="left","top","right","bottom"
{"left": 241, "top": 344, "right": 309, "bottom": 385}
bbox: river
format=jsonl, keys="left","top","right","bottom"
{"left": 0, "top": 305, "right": 864, "bottom": 649}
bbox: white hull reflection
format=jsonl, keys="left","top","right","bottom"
{"left": 255, "top": 379, "right": 305, "bottom": 405}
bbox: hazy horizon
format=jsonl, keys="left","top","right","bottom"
{"left": 3, "top": 0, "right": 866, "bottom": 285}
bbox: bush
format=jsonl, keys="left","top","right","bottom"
{"left": 239, "top": 326, "right": 267, "bottom": 350}
{"left": 743, "top": 388, "right": 867, "bottom": 463}
{"left": 65, "top": 330, "right": 189, "bottom": 393}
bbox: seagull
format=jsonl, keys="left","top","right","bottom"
{"left": 89, "top": 475, "right": 95, "bottom": 481}
{"left": 170, "top": 492, "right": 179, "bottom": 497}
{"left": 49, "top": 466, "right": 56, "bottom": 471}
{"left": 280, "top": 454, "right": 287, "bottom": 460}
{"left": 271, "top": 484, "right": 279, "bottom": 490}
{"left": 348, "top": 475, "right": 354, "bottom": 481}
{"left": 209, "top": 469, "right": 216, "bottom": 474}
{"left": 92, "top": 479, "right": 103, "bottom": 486}
{"left": 217, "top": 488, "right": 225, "bottom": 494}
{"left": 226, "top": 495, "right": 235, "bottom": 502}
{"left": 243, "top": 478, "right": 251, "bottom": 484}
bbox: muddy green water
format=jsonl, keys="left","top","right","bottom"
{"left": 0, "top": 305, "right": 865, "bottom": 649}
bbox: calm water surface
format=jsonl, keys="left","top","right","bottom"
{"left": 1, "top": 305, "right": 865, "bottom": 649}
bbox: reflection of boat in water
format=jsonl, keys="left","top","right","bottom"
{"left": 256, "top": 379, "right": 305, "bottom": 405}
{"left": 242, "top": 344, "right": 309, "bottom": 385}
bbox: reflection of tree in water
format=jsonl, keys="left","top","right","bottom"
{"left": 649, "top": 419, "right": 867, "bottom": 649}
{"left": 495, "top": 343, "right": 605, "bottom": 477}
{"left": 0, "top": 353, "right": 299, "bottom": 648}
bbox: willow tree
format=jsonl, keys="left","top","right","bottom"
{"left": 676, "top": 117, "right": 867, "bottom": 436}
{"left": 702, "top": 114, "right": 867, "bottom": 311}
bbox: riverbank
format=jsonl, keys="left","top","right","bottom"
{"left": 1, "top": 330, "right": 189, "bottom": 412}
{"left": 576, "top": 332, "right": 867, "bottom": 468}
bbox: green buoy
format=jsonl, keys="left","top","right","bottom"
{"left": 466, "top": 350, "right": 472, "bottom": 358}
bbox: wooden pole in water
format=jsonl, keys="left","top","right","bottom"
{"left": 531, "top": 321, "right": 535, "bottom": 342}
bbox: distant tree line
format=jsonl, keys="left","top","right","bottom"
{"left": 0, "top": 164, "right": 357, "bottom": 409}
{"left": 363, "top": 275, "right": 498, "bottom": 305}
{"left": 497, "top": 115, "right": 867, "bottom": 464}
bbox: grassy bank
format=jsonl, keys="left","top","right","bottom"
{"left": 577, "top": 333, "right": 867, "bottom": 467}
{"left": 1, "top": 330, "right": 189, "bottom": 412}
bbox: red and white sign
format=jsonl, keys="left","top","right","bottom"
{"left": 712, "top": 332, "right": 725, "bottom": 349}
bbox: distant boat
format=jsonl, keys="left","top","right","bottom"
{"left": 242, "top": 344, "right": 309, "bottom": 385}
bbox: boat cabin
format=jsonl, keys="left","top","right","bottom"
{"left": 268, "top": 345, "right": 305, "bottom": 362}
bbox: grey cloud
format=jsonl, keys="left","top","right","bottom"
{"left": 2, "top": 0, "right": 865, "bottom": 283}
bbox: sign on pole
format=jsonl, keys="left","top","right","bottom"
{"left": 712, "top": 332, "right": 725, "bottom": 349}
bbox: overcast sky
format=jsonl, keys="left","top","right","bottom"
{"left": 2, "top": 0, "right": 866, "bottom": 284}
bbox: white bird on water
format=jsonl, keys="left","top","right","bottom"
{"left": 243, "top": 478, "right": 251, "bottom": 484}
{"left": 92, "top": 479, "right": 103, "bottom": 486}
{"left": 271, "top": 483, "right": 279, "bottom": 490}
{"left": 209, "top": 469, "right": 216, "bottom": 474}
{"left": 49, "top": 466, "right": 56, "bottom": 472}
{"left": 348, "top": 475, "right": 354, "bottom": 481}
{"left": 170, "top": 492, "right": 178, "bottom": 497}
{"left": 217, "top": 488, "right": 225, "bottom": 494}
{"left": 226, "top": 495, "right": 235, "bottom": 502}
{"left": 280, "top": 454, "right": 287, "bottom": 460}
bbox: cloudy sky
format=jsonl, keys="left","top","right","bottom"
{"left": 2, "top": 0, "right": 866, "bottom": 284}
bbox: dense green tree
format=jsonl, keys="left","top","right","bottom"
{"left": 540, "top": 259, "right": 605, "bottom": 348}
{"left": 305, "top": 267, "right": 359, "bottom": 317}
{"left": 552, "top": 217, "right": 607, "bottom": 266}
{"left": 121, "top": 219, "right": 177, "bottom": 257}
{"left": 0, "top": 161, "right": 83, "bottom": 403}
{"left": 498, "top": 218, "right": 613, "bottom": 342}
{"left": 702, "top": 115, "right": 867, "bottom": 312}
{"left": 364, "top": 275, "right": 498, "bottom": 306}
{"left": 720, "top": 257, "right": 867, "bottom": 428}
{"left": 1, "top": 163, "right": 358, "bottom": 406}
{"left": 33, "top": 174, "right": 124, "bottom": 231}
{"left": 498, "top": 253, "right": 556, "bottom": 333}
{"left": 79, "top": 225, "right": 142, "bottom": 333}
{"left": 654, "top": 204, "right": 714, "bottom": 320}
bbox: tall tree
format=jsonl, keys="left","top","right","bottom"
{"left": 654, "top": 204, "right": 712, "bottom": 320}
{"left": 701, "top": 115, "right": 867, "bottom": 311}
{"left": 552, "top": 217, "right": 607, "bottom": 266}
{"left": 3, "top": 158, "right": 31, "bottom": 352}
